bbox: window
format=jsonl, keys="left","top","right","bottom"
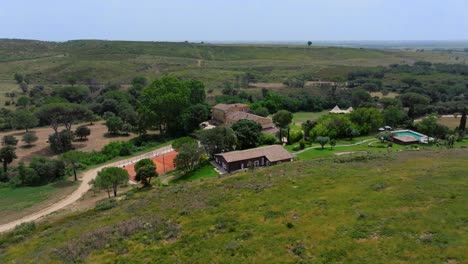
{"left": 254, "top": 160, "right": 260, "bottom": 167}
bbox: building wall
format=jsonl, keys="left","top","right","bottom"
{"left": 214, "top": 155, "right": 292, "bottom": 173}
{"left": 212, "top": 109, "right": 226, "bottom": 123}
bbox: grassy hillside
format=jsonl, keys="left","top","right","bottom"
{"left": 0, "top": 39, "right": 464, "bottom": 88}
{"left": 1, "top": 149, "right": 466, "bottom": 263}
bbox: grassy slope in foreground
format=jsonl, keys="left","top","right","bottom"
{"left": 1, "top": 150, "right": 467, "bottom": 263}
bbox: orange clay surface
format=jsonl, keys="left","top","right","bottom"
{"left": 124, "top": 150, "right": 178, "bottom": 182}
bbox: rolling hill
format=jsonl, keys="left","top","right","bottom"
{"left": 0, "top": 149, "right": 467, "bottom": 263}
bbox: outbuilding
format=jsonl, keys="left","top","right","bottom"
{"left": 214, "top": 145, "right": 294, "bottom": 173}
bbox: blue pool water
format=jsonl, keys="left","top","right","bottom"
{"left": 392, "top": 130, "right": 424, "bottom": 140}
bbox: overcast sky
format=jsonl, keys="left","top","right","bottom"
{"left": 0, "top": 0, "right": 466, "bottom": 42}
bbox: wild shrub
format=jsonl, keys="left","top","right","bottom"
{"left": 95, "top": 199, "right": 117, "bottom": 211}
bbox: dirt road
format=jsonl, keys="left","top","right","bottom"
{"left": 0, "top": 145, "right": 173, "bottom": 233}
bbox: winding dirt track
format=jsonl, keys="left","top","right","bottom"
{"left": 0, "top": 146, "right": 173, "bottom": 233}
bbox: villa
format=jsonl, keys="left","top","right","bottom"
{"left": 211, "top": 103, "right": 279, "bottom": 134}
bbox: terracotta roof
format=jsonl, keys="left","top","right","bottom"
{"left": 226, "top": 111, "right": 264, "bottom": 122}
{"left": 393, "top": 136, "right": 419, "bottom": 143}
{"left": 215, "top": 145, "right": 293, "bottom": 163}
{"left": 212, "top": 103, "right": 249, "bottom": 112}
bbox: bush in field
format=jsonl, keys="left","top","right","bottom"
{"left": 315, "top": 137, "right": 330, "bottom": 149}
{"left": 75, "top": 125, "right": 91, "bottom": 140}
{"left": 49, "top": 130, "right": 74, "bottom": 154}
{"left": 2, "top": 135, "right": 18, "bottom": 146}
{"left": 22, "top": 131, "right": 38, "bottom": 146}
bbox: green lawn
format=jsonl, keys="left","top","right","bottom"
{"left": 172, "top": 163, "right": 219, "bottom": 183}
{"left": 0, "top": 181, "right": 78, "bottom": 224}
{"left": 292, "top": 111, "right": 328, "bottom": 125}
{"left": 1, "top": 149, "right": 467, "bottom": 263}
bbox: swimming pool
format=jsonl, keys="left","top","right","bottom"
{"left": 392, "top": 130, "right": 425, "bottom": 140}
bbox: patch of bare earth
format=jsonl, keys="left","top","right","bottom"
{"left": 0, "top": 121, "right": 137, "bottom": 164}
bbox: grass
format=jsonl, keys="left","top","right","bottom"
{"left": 292, "top": 111, "right": 328, "bottom": 125}
{"left": 172, "top": 163, "right": 219, "bottom": 183}
{"left": 0, "top": 181, "right": 78, "bottom": 224}
{"left": 0, "top": 149, "right": 467, "bottom": 263}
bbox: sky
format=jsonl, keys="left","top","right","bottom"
{"left": 0, "top": 0, "right": 467, "bottom": 42}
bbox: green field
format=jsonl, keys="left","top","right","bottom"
{"left": 1, "top": 149, "right": 467, "bottom": 263}
{"left": 172, "top": 163, "right": 219, "bottom": 184}
{"left": 0, "top": 181, "right": 78, "bottom": 224}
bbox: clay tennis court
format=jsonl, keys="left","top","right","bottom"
{"left": 124, "top": 150, "right": 178, "bottom": 182}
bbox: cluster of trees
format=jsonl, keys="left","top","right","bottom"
{"left": 138, "top": 77, "right": 209, "bottom": 136}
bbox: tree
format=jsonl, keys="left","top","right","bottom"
{"left": 53, "top": 86, "right": 90, "bottom": 103}
{"left": 22, "top": 131, "right": 38, "bottom": 147}
{"left": 231, "top": 119, "right": 262, "bottom": 150}
{"left": 250, "top": 107, "right": 269, "bottom": 117}
{"left": 346, "top": 126, "right": 360, "bottom": 140}
{"left": 198, "top": 126, "right": 237, "bottom": 158}
{"left": 399, "top": 92, "right": 431, "bottom": 107}
{"left": 315, "top": 137, "right": 330, "bottom": 149}
{"left": 383, "top": 106, "right": 406, "bottom": 128}
{"left": 93, "top": 167, "right": 129, "bottom": 198}
{"left": 134, "top": 159, "right": 157, "bottom": 186}
{"left": 75, "top": 125, "right": 91, "bottom": 140}
{"left": 0, "top": 146, "right": 16, "bottom": 172}
{"left": 49, "top": 130, "right": 74, "bottom": 154}
{"left": 459, "top": 108, "right": 467, "bottom": 131}
{"left": 351, "top": 88, "right": 373, "bottom": 107}
{"left": 446, "top": 134, "right": 456, "bottom": 148}
{"left": 173, "top": 137, "right": 197, "bottom": 151}
{"left": 174, "top": 141, "right": 204, "bottom": 173}
{"left": 139, "top": 77, "right": 192, "bottom": 136}
{"left": 350, "top": 108, "right": 384, "bottom": 135}
{"left": 106, "top": 116, "right": 124, "bottom": 135}
{"left": 376, "top": 131, "right": 392, "bottom": 143}
{"left": 36, "top": 103, "right": 93, "bottom": 133}
{"left": 2, "top": 135, "right": 18, "bottom": 146}
{"left": 132, "top": 76, "right": 148, "bottom": 87}
{"left": 181, "top": 104, "right": 210, "bottom": 133}
{"left": 10, "top": 110, "right": 39, "bottom": 132}
{"left": 330, "top": 139, "right": 336, "bottom": 149}
{"left": 415, "top": 115, "right": 450, "bottom": 139}
{"left": 16, "top": 96, "right": 30, "bottom": 107}
{"left": 186, "top": 79, "right": 206, "bottom": 105}
{"left": 273, "top": 110, "right": 293, "bottom": 142}
{"left": 301, "top": 120, "right": 317, "bottom": 140}
{"left": 307, "top": 41, "right": 312, "bottom": 47}
{"left": 14, "top": 73, "right": 24, "bottom": 84}
{"left": 66, "top": 76, "right": 77, "bottom": 86}
{"left": 61, "top": 151, "right": 86, "bottom": 181}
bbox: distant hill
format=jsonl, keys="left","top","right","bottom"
{"left": 0, "top": 39, "right": 465, "bottom": 89}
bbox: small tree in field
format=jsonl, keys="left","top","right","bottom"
{"left": 93, "top": 167, "right": 129, "bottom": 198}
{"left": 330, "top": 139, "right": 336, "bottom": 149}
{"left": 315, "top": 136, "right": 330, "bottom": 149}
{"left": 0, "top": 146, "right": 17, "bottom": 172}
{"left": 22, "top": 131, "right": 38, "bottom": 147}
{"left": 75, "top": 125, "right": 91, "bottom": 141}
{"left": 61, "top": 151, "right": 86, "bottom": 181}
{"left": 174, "top": 140, "right": 204, "bottom": 174}
{"left": 134, "top": 158, "right": 157, "bottom": 186}
{"left": 2, "top": 135, "right": 18, "bottom": 146}
{"left": 106, "top": 116, "right": 123, "bottom": 135}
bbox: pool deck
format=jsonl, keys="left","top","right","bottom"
{"left": 391, "top": 130, "right": 430, "bottom": 144}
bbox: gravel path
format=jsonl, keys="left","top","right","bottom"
{"left": 293, "top": 138, "right": 376, "bottom": 155}
{"left": 0, "top": 145, "right": 173, "bottom": 234}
